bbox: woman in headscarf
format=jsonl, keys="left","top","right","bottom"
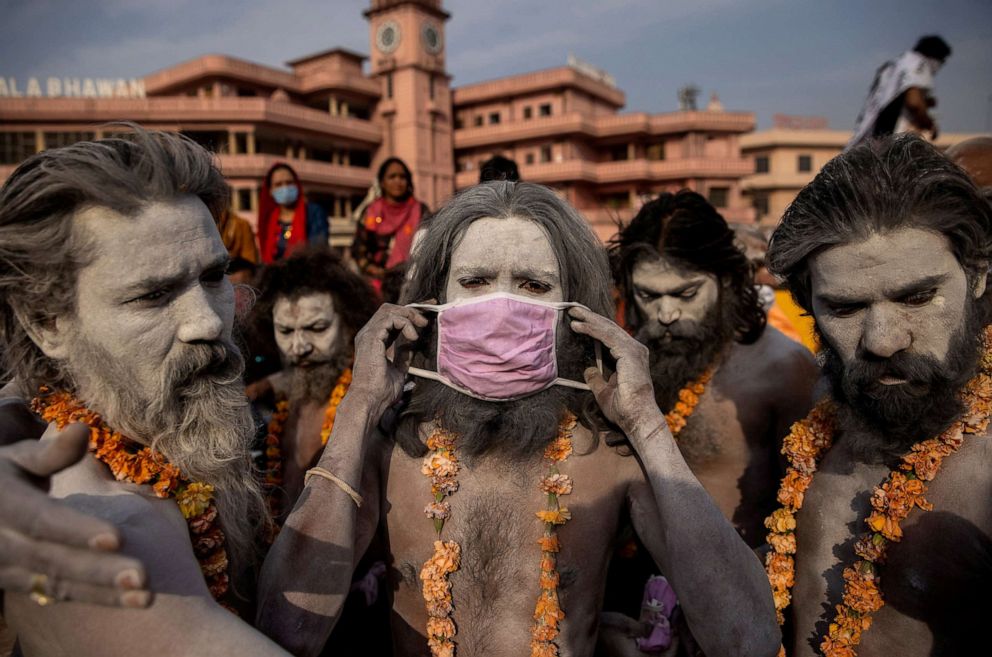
{"left": 257, "top": 162, "right": 329, "bottom": 263}
{"left": 350, "top": 157, "right": 428, "bottom": 287}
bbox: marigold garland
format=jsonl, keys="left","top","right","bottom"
{"left": 419, "top": 413, "right": 576, "bottom": 657}
{"left": 763, "top": 325, "right": 992, "bottom": 657}
{"left": 664, "top": 368, "right": 714, "bottom": 437}
{"left": 31, "top": 388, "right": 233, "bottom": 605}
{"left": 263, "top": 368, "right": 352, "bottom": 520}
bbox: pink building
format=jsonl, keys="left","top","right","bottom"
{"left": 0, "top": 0, "right": 755, "bottom": 244}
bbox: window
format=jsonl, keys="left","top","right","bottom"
{"left": 797, "top": 154, "right": 813, "bottom": 173}
{"left": 0, "top": 132, "right": 36, "bottom": 165}
{"left": 539, "top": 145, "right": 552, "bottom": 163}
{"left": 43, "top": 131, "right": 96, "bottom": 151}
{"left": 539, "top": 103, "right": 552, "bottom": 117}
{"left": 474, "top": 115, "right": 483, "bottom": 127}
{"left": 602, "top": 192, "right": 630, "bottom": 210}
{"left": 752, "top": 193, "right": 769, "bottom": 218}
{"left": 708, "top": 186, "right": 729, "bottom": 209}
{"left": 386, "top": 73, "right": 393, "bottom": 99}
{"left": 454, "top": 117, "right": 464, "bottom": 130}
{"left": 236, "top": 87, "right": 256, "bottom": 97}
{"left": 610, "top": 144, "right": 629, "bottom": 161}
{"left": 236, "top": 189, "right": 253, "bottom": 212}
{"left": 489, "top": 112, "right": 501, "bottom": 125}
{"left": 525, "top": 152, "right": 535, "bottom": 165}
{"left": 755, "top": 155, "right": 770, "bottom": 173}
{"left": 523, "top": 106, "right": 533, "bottom": 120}
{"left": 429, "top": 75, "right": 435, "bottom": 101}
{"left": 646, "top": 142, "right": 665, "bottom": 161}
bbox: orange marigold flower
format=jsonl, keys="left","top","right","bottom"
{"left": 765, "top": 508, "right": 797, "bottom": 534}
{"left": 768, "top": 532, "right": 797, "bottom": 555}
{"left": 189, "top": 505, "right": 218, "bottom": 534}
{"left": 771, "top": 588, "right": 791, "bottom": 612}
{"left": 765, "top": 552, "right": 795, "bottom": 591}
{"left": 820, "top": 635, "right": 858, "bottom": 657}
{"left": 539, "top": 570, "right": 560, "bottom": 590}
{"left": 866, "top": 512, "right": 903, "bottom": 541}
{"left": 426, "top": 616, "right": 456, "bottom": 639}
{"left": 530, "top": 640, "right": 558, "bottom": 657}
{"left": 776, "top": 470, "right": 812, "bottom": 510}
{"left": 422, "top": 452, "right": 459, "bottom": 479}
{"left": 544, "top": 437, "right": 573, "bottom": 462}
{"left": 537, "top": 535, "right": 560, "bottom": 552}
{"left": 540, "top": 473, "right": 573, "bottom": 496}
{"left": 531, "top": 624, "right": 558, "bottom": 642}
{"left": 177, "top": 482, "right": 215, "bottom": 520}
{"left": 536, "top": 508, "right": 571, "bottom": 525}
{"left": 841, "top": 567, "right": 883, "bottom": 615}
{"left": 427, "top": 636, "right": 455, "bottom": 657}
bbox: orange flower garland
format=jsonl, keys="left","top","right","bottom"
{"left": 531, "top": 412, "right": 575, "bottom": 657}
{"left": 664, "top": 368, "right": 714, "bottom": 436}
{"left": 419, "top": 413, "right": 577, "bottom": 657}
{"left": 764, "top": 325, "right": 992, "bottom": 657}
{"left": 420, "top": 425, "right": 461, "bottom": 657}
{"left": 32, "top": 389, "right": 232, "bottom": 605}
{"left": 263, "top": 368, "right": 352, "bottom": 520}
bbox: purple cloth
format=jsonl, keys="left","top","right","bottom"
{"left": 636, "top": 575, "right": 677, "bottom": 652}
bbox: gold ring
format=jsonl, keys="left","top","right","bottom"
{"left": 28, "top": 573, "right": 54, "bottom": 607}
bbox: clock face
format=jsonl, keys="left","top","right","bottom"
{"left": 422, "top": 22, "right": 443, "bottom": 54}
{"left": 376, "top": 21, "right": 400, "bottom": 54}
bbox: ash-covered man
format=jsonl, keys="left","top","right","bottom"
{"left": 245, "top": 247, "right": 376, "bottom": 519}
{"left": 0, "top": 130, "right": 291, "bottom": 655}
{"left": 611, "top": 191, "right": 819, "bottom": 545}
{"left": 764, "top": 135, "right": 992, "bottom": 656}
{"left": 255, "top": 182, "right": 779, "bottom": 657}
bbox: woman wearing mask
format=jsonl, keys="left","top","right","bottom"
{"left": 258, "top": 162, "right": 329, "bottom": 263}
{"left": 350, "top": 157, "right": 428, "bottom": 287}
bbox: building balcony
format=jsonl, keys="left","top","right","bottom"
{"left": 216, "top": 154, "right": 373, "bottom": 190}
{"left": 0, "top": 97, "right": 382, "bottom": 145}
{"left": 144, "top": 54, "right": 382, "bottom": 99}
{"left": 453, "top": 110, "right": 755, "bottom": 149}
{"left": 741, "top": 172, "right": 817, "bottom": 191}
{"left": 455, "top": 157, "right": 753, "bottom": 188}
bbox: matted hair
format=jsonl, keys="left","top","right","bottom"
{"left": 609, "top": 189, "right": 766, "bottom": 344}
{"left": 401, "top": 181, "right": 613, "bottom": 315}
{"left": 0, "top": 125, "right": 230, "bottom": 390}
{"left": 767, "top": 135, "right": 992, "bottom": 314}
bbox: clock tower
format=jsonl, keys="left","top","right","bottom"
{"left": 366, "top": 0, "right": 453, "bottom": 209}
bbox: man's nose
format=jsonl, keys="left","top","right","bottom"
{"left": 656, "top": 298, "right": 681, "bottom": 326}
{"left": 290, "top": 334, "right": 313, "bottom": 358}
{"left": 859, "top": 306, "right": 911, "bottom": 359}
{"left": 176, "top": 286, "right": 225, "bottom": 344}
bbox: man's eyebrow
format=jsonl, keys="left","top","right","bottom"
{"left": 513, "top": 267, "right": 560, "bottom": 282}
{"left": 451, "top": 266, "right": 496, "bottom": 278}
{"left": 634, "top": 277, "right": 706, "bottom": 295}
{"left": 815, "top": 274, "right": 948, "bottom": 305}
{"left": 119, "top": 254, "right": 229, "bottom": 295}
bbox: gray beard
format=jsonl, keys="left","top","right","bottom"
{"left": 62, "top": 335, "right": 267, "bottom": 574}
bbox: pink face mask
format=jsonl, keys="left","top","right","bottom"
{"left": 406, "top": 293, "right": 598, "bottom": 401}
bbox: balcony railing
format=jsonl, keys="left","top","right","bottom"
{"left": 454, "top": 110, "right": 755, "bottom": 148}
{"left": 216, "top": 154, "right": 372, "bottom": 189}
{"left": 0, "top": 97, "right": 382, "bottom": 144}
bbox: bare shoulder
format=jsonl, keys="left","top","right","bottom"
{"left": 730, "top": 327, "right": 819, "bottom": 396}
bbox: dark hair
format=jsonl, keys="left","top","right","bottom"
{"left": 251, "top": 246, "right": 378, "bottom": 345}
{"left": 479, "top": 155, "right": 521, "bottom": 183}
{"left": 913, "top": 35, "right": 951, "bottom": 61}
{"left": 0, "top": 125, "right": 230, "bottom": 390}
{"left": 377, "top": 157, "right": 413, "bottom": 200}
{"left": 767, "top": 135, "right": 992, "bottom": 314}
{"left": 610, "top": 190, "right": 766, "bottom": 344}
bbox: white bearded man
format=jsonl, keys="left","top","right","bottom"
{"left": 254, "top": 181, "right": 780, "bottom": 656}
{"left": 0, "top": 129, "right": 292, "bottom": 655}
{"left": 245, "top": 247, "right": 377, "bottom": 522}
{"left": 764, "top": 135, "right": 992, "bottom": 656}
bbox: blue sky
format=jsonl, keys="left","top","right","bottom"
{"left": 2, "top": 0, "right": 990, "bottom": 131}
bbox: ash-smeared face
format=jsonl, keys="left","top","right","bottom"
{"left": 273, "top": 292, "right": 344, "bottom": 368}
{"left": 630, "top": 255, "right": 720, "bottom": 344}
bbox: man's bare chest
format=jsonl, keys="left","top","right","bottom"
{"left": 791, "top": 438, "right": 992, "bottom": 656}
